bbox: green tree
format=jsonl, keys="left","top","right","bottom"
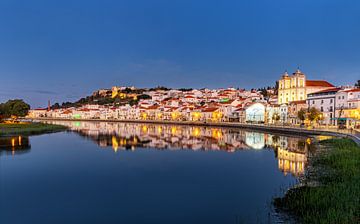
{"left": 52, "top": 102, "right": 61, "bottom": 109}
{"left": 272, "top": 112, "right": 280, "bottom": 123}
{"left": 0, "top": 99, "right": 30, "bottom": 120}
{"left": 297, "top": 108, "right": 307, "bottom": 123}
{"left": 259, "top": 87, "right": 268, "bottom": 98}
{"left": 274, "top": 81, "right": 279, "bottom": 95}
{"left": 137, "top": 94, "right": 151, "bottom": 100}
{"left": 308, "top": 107, "right": 321, "bottom": 124}
{"left": 355, "top": 80, "right": 360, "bottom": 88}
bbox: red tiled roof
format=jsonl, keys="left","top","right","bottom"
{"left": 343, "top": 88, "right": 360, "bottom": 93}
{"left": 306, "top": 80, "right": 334, "bottom": 87}
{"left": 289, "top": 100, "right": 307, "bottom": 105}
{"left": 201, "top": 107, "right": 219, "bottom": 112}
{"left": 311, "top": 87, "right": 341, "bottom": 94}
{"left": 235, "top": 108, "right": 244, "bottom": 112}
{"left": 146, "top": 105, "right": 160, "bottom": 110}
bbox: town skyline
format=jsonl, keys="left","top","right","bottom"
{"left": 4, "top": 67, "right": 359, "bottom": 108}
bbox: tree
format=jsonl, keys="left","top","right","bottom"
{"left": 52, "top": 103, "right": 61, "bottom": 109}
{"left": 272, "top": 112, "right": 280, "bottom": 123}
{"left": 259, "top": 87, "right": 268, "bottom": 98}
{"left": 137, "top": 94, "right": 151, "bottom": 100}
{"left": 0, "top": 99, "right": 30, "bottom": 121}
{"left": 274, "top": 81, "right": 279, "bottom": 95}
{"left": 355, "top": 80, "right": 360, "bottom": 88}
{"left": 297, "top": 108, "right": 307, "bottom": 123}
{"left": 308, "top": 107, "right": 321, "bottom": 124}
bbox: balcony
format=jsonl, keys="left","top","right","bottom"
{"left": 335, "top": 105, "right": 358, "bottom": 110}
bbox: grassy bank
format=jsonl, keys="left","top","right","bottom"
{"left": 0, "top": 122, "right": 67, "bottom": 136}
{"left": 274, "top": 138, "right": 360, "bottom": 223}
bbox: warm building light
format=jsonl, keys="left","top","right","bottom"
{"left": 191, "top": 112, "right": 202, "bottom": 121}
{"left": 171, "top": 112, "right": 179, "bottom": 120}
{"left": 112, "top": 136, "right": 119, "bottom": 152}
{"left": 212, "top": 111, "right": 223, "bottom": 122}
{"left": 171, "top": 126, "right": 177, "bottom": 135}
{"left": 192, "top": 127, "right": 200, "bottom": 137}
{"left": 157, "top": 113, "right": 163, "bottom": 119}
{"left": 141, "top": 113, "right": 148, "bottom": 120}
{"left": 11, "top": 138, "right": 15, "bottom": 148}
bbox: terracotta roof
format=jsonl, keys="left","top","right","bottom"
{"left": 310, "top": 87, "right": 341, "bottom": 94}
{"left": 146, "top": 105, "right": 160, "bottom": 110}
{"left": 289, "top": 100, "right": 307, "bottom": 105}
{"left": 343, "top": 88, "right": 360, "bottom": 93}
{"left": 306, "top": 80, "right": 334, "bottom": 87}
{"left": 201, "top": 107, "right": 219, "bottom": 112}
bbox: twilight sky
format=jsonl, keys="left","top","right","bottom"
{"left": 0, "top": 0, "right": 359, "bottom": 108}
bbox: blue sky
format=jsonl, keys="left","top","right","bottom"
{"left": 0, "top": 0, "right": 359, "bottom": 107}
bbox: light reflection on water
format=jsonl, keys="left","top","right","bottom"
{"left": 0, "top": 135, "right": 31, "bottom": 156}
{"left": 47, "top": 121, "right": 315, "bottom": 177}
{"left": 1, "top": 121, "right": 322, "bottom": 224}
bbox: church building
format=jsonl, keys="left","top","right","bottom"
{"left": 278, "top": 69, "right": 334, "bottom": 104}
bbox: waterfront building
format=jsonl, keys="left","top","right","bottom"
{"left": 245, "top": 103, "right": 266, "bottom": 123}
{"left": 307, "top": 88, "right": 341, "bottom": 125}
{"left": 266, "top": 104, "right": 280, "bottom": 124}
{"left": 335, "top": 88, "right": 360, "bottom": 128}
{"left": 28, "top": 108, "right": 48, "bottom": 118}
{"left": 288, "top": 100, "right": 307, "bottom": 125}
{"left": 201, "top": 107, "right": 222, "bottom": 122}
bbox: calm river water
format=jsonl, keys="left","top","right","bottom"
{"left": 0, "top": 121, "right": 318, "bottom": 224}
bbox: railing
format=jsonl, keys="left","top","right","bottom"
{"left": 335, "top": 105, "right": 358, "bottom": 110}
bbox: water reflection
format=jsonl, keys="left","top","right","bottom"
{"left": 46, "top": 121, "right": 317, "bottom": 177}
{"left": 0, "top": 135, "right": 31, "bottom": 156}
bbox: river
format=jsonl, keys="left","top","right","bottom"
{"left": 0, "top": 121, "right": 319, "bottom": 223}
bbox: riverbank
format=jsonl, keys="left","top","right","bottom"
{"left": 0, "top": 122, "right": 67, "bottom": 136}
{"left": 274, "top": 138, "right": 360, "bottom": 223}
{"left": 31, "top": 117, "right": 360, "bottom": 145}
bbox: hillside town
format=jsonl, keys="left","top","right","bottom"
{"left": 28, "top": 69, "right": 360, "bottom": 130}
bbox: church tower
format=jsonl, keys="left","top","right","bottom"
{"left": 278, "top": 69, "right": 306, "bottom": 104}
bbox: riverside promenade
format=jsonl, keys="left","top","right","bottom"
{"left": 32, "top": 117, "right": 360, "bottom": 145}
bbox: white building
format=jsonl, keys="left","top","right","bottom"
{"left": 335, "top": 88, "right": 360, "bottom": 128}
{"left": 306, "top": 88, "right": 340, "bottom": 125}
{"left": 245, "top": 103, "right": 266, "bottom": 123}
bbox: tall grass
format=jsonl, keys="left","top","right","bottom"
{"left": 274, "top": 138, "right": 360, "bottom": 223}
{"left": 0, "top": 122, "right": 67, "bottom": 136}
